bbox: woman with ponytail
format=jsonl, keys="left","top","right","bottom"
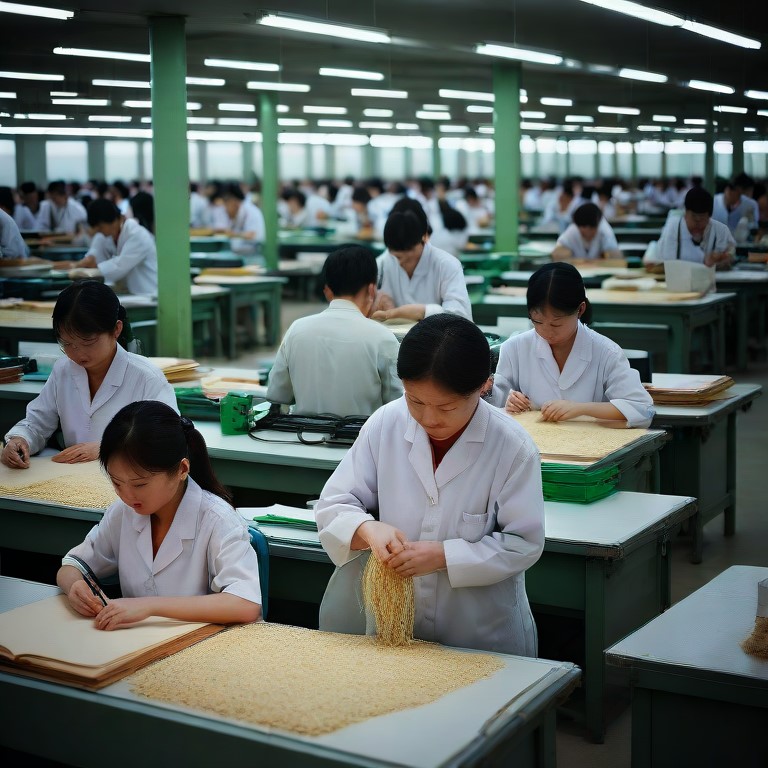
{"left": 57, "top": 401, "right": 261, "bottom": 629}
{"left": 2, "top": 281, "right": 176, "bottom": 468}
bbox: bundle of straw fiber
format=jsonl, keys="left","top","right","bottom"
{"left": 741, "top": 578, "right": 768, "bottom": 659}
{"left": 362, "top": 555, "right": 415, "bottom": 647}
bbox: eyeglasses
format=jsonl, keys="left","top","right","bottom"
{"left": 57, "top": 336, "right": 101, "bottom": 353}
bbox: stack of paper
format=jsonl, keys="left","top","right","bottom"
{"left": 643, "top": 374, "right": 735, "bottom": 405}
{"left": 0, "top": 364, "right": 24, "bottom": 384}
{"left": 239, "top": 504, "right": 322, "bottom": 548}
{"left": 147, "top": 357, "right": 200, "bottom": 383}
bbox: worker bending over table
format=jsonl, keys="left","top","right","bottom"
{"left": 552, "top": 202, "right": 621, "bottom": 261}
{"left": 493, "top": 263, "right": 654, "bottom": 427}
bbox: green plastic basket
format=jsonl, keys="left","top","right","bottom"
{"left": 541, "top": 464, "right": 620, "bottom": 503}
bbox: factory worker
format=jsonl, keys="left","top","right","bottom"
{"left": 35, "top": 180, "right": 87, "bottom": 237}
{"left": 712, "top": 174, "right": 760, "bottom": 235}
{"left": 552, "top": 202, "right": 621, "bottom": 261}
{"left": 218, "top": 182, "right": 265, "bottom": 242}
{"left": 0, "top": 206, "right": 28, "bottom": 259}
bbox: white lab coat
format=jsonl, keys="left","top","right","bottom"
{"left": 376, "top": 242, "right": 472, "bottom": 319}
{"left": 35, "top": 198, "right": 87, "bottom": 234}
{"left": 5, "top": 344, "right": 178, "bottom": 455}
{"left": 316, "top": 397, "right": 544, "bottom": 655}
{"left": 492, "top": 324, "right": 654, "bottom": 428}
{"left": 267, "top": 300, "right": 402, "bottom": 415}
{"left": 555, "top": 219, "right": 619, "bottom": 260}
{"left": 649, "top": 216, "right": 735, "bottom": 264}
{"left": 13, "top": 204, "right": 37, "bottom": 231}
{"left": 94, "top": 218, "right": 158, "bottom": 296}
{"left": 0, "top": 208, "right": 27, "bottom": 259}
{"left": 66, "top": 478, "right": 261, "bottom": 606}
{"left": 230, "top": 201, "right": 265, "bottom": 242}
{"left": 712, "top": 193, "right": 760, "bottom": 233}
{"left": 189, "top": 192, "right": 209, "bottom": 228}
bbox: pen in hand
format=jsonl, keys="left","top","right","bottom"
{"left": 505, "top": 390, "right": 532, "bottom": 414}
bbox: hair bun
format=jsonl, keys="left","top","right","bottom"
{"left": 180, "top": 416, "right": 195, "bottom": 432}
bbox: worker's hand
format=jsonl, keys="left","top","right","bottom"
{"left": 52, "top": 441, "right": 100, "bottom": 464}
{"left": 505, "top": 390, "right": 531, "bottom": 414}
{"left": 1, "top": 437, "right": 30, "bottom": 468}
{"left": 385, "top": 540, "right": 446, "bottom": 577}
{"left": 540, "top": 400, "right": 583, "bottom": 422}
{"left": 67, "top": 579, "right": 104, "bottom": 618}
{"left": 354, "top": 521, "right": 408, "bottom": 562}
{"left": 704, "top": 251, "right": 732, "bottom": 268}
{"left": 94, "top": 598, "right": 151, "bottom": 631}
{"left": 369, "top": 291, "right": 395, "bottom": 317}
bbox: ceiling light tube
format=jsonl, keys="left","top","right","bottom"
{"left": 52, "top": 98, "right": 109, "bottom": 106}
{"left": 520, "top": 110, "right": 546, "bottom": 119}
{"left": 259, "top": 13, "right": 390, "bottom": 44}
{"left": 92, "top": 79, "right": 150, "bottom": 89}
{"left": 247, "top": 81, "right": 310, "bottom": 93}
{"left": 88, "top": 115, "right": 131, "bottom": 123}
{"left": 319, "top": 67, "right": 383, "bottom": 81}
{"left": 0, "top": 1, "right": 73, "bottom": 19}
{"left": 54, "top": 46, "right": 149, "bottom": 63}
{"left": 619, "top": 68, "right": 668, "bottom": 83}
{"left": 713, "top": 105, "right": 748, "bottom": 114}
{"left": 395, "top": 122, "right": 419, "bottom": 130}
{"left": 317, "top": 119, "right": 353, "bottom": 128}
{"left": 359, "top": 121, "right": 393, "bottom": 129}
{"left": 577, "top": 0, "right": 680, "bottom": 26}
{"left": 653, "top": 114, "right": 676, "bottom": 122}
{"left": 439, "top": 125, "right": 471, "bottom": 133}
{"left": 278, "top": 118, "right": 308, "bottom": 126}
{"left": 684, "top": 118, "right": 707, "bottom": 125}
{"left": 467, "top": 105, "right": 494, "bottom": 114}
{"left": 303, "top": 106, "right": 347, "bottom": 115}
{"left": 476, "top": 43, "right": 563, "bottom": 66}
{"left": 0, "top": 70, "right": 64, "bottom": 81}
{"left": 565, "top": 115, "right": 594, "bottom": 122}
{"left": 187, "top": 117, "right": 216, "bottom": 125}
{"left": 541, "top": 97, "right": 573, "bottom": 107}
{"left": 186, "top": 77, "right": 226, "bottom": 86}
{"left": 363, "top": 108, "right": 393, "bottom": 117}
{"left": 583, "top": 126, "right": 629, "bottom": 133}
{"left": 423, "top": 104, "right": 450, "bottom": 111}
{"left": 218, "top": 103, "right": 256, "bottom": 112}
{"left": 688, "top": 79, "right": 734, "bottom": 95}
{"left": 745, "top": 90, "right": 768, "bottom": 101}
{"left": 27, "top": 113, "right": 68, "bottom": 120}
{"left": 416, "top": 111, "right": 452, "bottom": 120}
{"left": 680, "top": 20, "right": 759, "bottom": 50}
{"left": 0, "top": 91, "right": 17, "bottom": 98}
{"left": 205, "top": 58, "right": 279, "bottom": 72}
{"left": 218, "top": 117, "right": 258, "bottom": 126}
{"left": 439, "top": 89, "right": 494, "bottom": 102}
{"left": 758, "top": 110, "right": 768, "bottom": 117}
{"left": 597, "top": 105, "right": 640, "bottom": 115}
{"left": 351, "top": 88, "right": 407, "bottom": 99}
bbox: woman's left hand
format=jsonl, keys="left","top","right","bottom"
{"left": 52, "top": 442, "right": 100, "bottom": 463}
{"left": 385, "top": 541, "right": 446, "bottom": 577}
{"left": 94, "top": 598, "right": 152, "bottom": 631}
{"left": 540, "top": 400, "right": 583, "bottom": 422}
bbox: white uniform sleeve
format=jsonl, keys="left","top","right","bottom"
{"left": 555, "top": 224, "right": 579, "bottom": 256}
{"left": 0, "top": 211, "right": 28, "bottom": 259}
{"left": 443, "top": 440, "right": 544, "bottom": 588}
{"left": 4, "top": 367, "right": 65, "bottom": 454}
{"left": 242, "top": 205, "right": 266, "bottom": 242}
{"left": 265, "top": 331, "right": 295, "bottom": 405}
{"left": 713, "top": 224, "right": 736, "bottom": 255}
{"left": 491, "top": 338, "right": 519, "bottom": 407}
{"left": 427, "top": 258, "right": 472, "bottom": 319}
{"left": 97, "top": 232, "right": 152, "bottom": 282}
{"left": 603, "top": 347, "right": 655, "bottom": 427}
{"left": 85, "top": 232, "right": 115, "bottom": 264}
{"left": 64, "top": 503, "right": 123, "bottom": 581}
{"left": 207, "top": 512, "right": 262, "bottom": 605}
{"left": 647, "top": 219, "right": 677, "bottom": 263}
{"left": 140, "top": 370, "right": 179, "bottom": 413}
{"left": 600, "top": 221, "right": 619, "bottom": 252}
{"left": 378, "top": 337, "right": 403, "bottom": 405}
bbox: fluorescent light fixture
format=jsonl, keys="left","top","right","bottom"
{"left": 396, "top": 122, "right": 419, "bottom": 130}
{"left": 439, "top": 88, "right": 494, "bottom": 102}
{"left": 359, "top": 121, "right": 393, "bottom": 129}
{"left": 0, "top": 2, "right": 73, "bottom": 19}
{"left": 26, "top": 113, "right": 68, "bottom": 120}
{"left": 187, "top": 116, "right": 216, "bottom": 125}
{"left": 188, "top": 130, "right": 261, "bottom": 142}
{"left": 680, "top": 20, "right": 759, "bottom": 50}
{"left": 88, "top": 115, "right": 131, "bottom": 123}
{"left": 319, "top": 67, "right": 383, "bottom": 81}
{"left": 0, "top": 70, "right": 64, "bottom": 81}
{"left": 351, "top": 88, "right": 407, "bottom": 99}
{"left": 520, "top": 122, "right": 559, "bottom": 131}
{"left": 688, "top": 79, "right": 734, "bottom": 94}
{"left": 521, "top": 110, "right": 546, "bottom": 119}
{"left": 584, "top": 126, "right": 629, "bottom": 133}
{"left": 186, "top": 77, "right": 225, "bottom": 86}
{"left": 122, "top": 100, "right": 200, "bottom": 110}
{"left": 54, "top": 46, "right": 149, "bottom": 63}
{"left": 140, "top": 117, "right": 151, "bottom": 124}
{"left": 50, "top": 90, "right": 76, "bottom": 97}
{"left": 541, "top": 97, "right": 573, "bottom": 107}
{"left": 745, "top": 90, "right": 768, "bottom": 100}
{"left": 714, "top": 105, "right": 748, "bottom": 114}
{"left": 259, "top": 13, "right": 390, "bottom": 44}
{"left": 370, "top": 135, "right": 432, "bottom": 149}
{"left": 278, "top": 118, "right": 308, "bottom": 126}
{"left": 439, "top": 125, "right": 471, "bottom": 133}
{"left": 303, "top": 106, "right": 347, "bottom": 115}
{"left": 467, "top": 105, "right": 493, "bottom": 114}
{"left": 92, "top": 79, "right": 150, "bottom": 89}
{"left": 52, "top": 98, "right": 109, "bottom": 106}
{"left": 478, "top": 125, "right": 494, "bottom": 134}
{"left": 636, "top": 125, "right": 666, "bottom": 131}
{"left": 204, "top": 58, "right": 279, "bottom": 72}
{"left": 363, "top": 108, "right": 393, "bottom": 117}
{"left": 246, "top": 81, "right": 310, "bottom": 93}
{"left": 476, "top": 43, "right": 563, "bottom": 66}
{"left": 619, "top": 68, "right": 667, "bottom": 83}
{"left": 317, "top": 119, "right": 353, "bottom": 128}
{"left": 276, "top": 104, "right": 289, "bottom": 113}
{"left": 674, "top": 127, "right": 705, "bottom": 134}
{"left": 653, "top": 114, "right": 676, "bottom": 122}
{"left": 597, "top": 105, "right": 640, "bottom": 115}
{"left": 588, "top": 63, "right": 616, "bottom": 74}
{"left": 416, "top": 110, "right": 452, "bottom": 120}
{"left": 684, "top": 118, "right": 707, "bottom": 125}
{"left": 218, "top": 117, "right": 258, "bottom": 126}
{"left": 565, "top": 115, "right": 594, "bottom": 123}
{"left": 744, "top": 127, "right": 756, "bottom": 132}
{"left": 0, "top": 91, "right": 16, "bottom": 98}
{"left": 218, "top": 103, "right": 256, "bottom": 112}
{"left": 758, "top": 110, "right": 768, "bottom": 117}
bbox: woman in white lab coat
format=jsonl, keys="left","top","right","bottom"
{"left": 316, "top": 314, "right": 544, "bottom": 655}
{"left": 492, "top": 263, "right": 654, "bottom": 427}
{"left": 57, "top": 401, "right": 261, "bottom": 629}
{"left": 1, "top": 281, "right": 176, "bottom": 469}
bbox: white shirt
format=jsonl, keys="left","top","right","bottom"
{"left": 541, "top": 195, "right": 583, "bottom": 233}
{"left": 66, "top": 478, "right": 261, "bottom": 606}
{"left": 712, "top": 193, "right": 760, "bottom": 233}
{"left": 376, "top": 242, "right": 472, "bottom": 319}
{"left": 5, "top": 344, "right": 178, "bottom": 455}
{"left": 94, "top": 218, "right": 158, "bottom": 296}
{"left": 0, "top": 208, "right": 27, "bottom": 259}
{"left": 267, "top": 299, "right": 402, "bottom": 416}
{"left": 13, "top": 204, "right": 37, "bottom": 231}
{"left": 555, "top": 219, "right": 619, "bottom": 260}
{"left": 316, "top": 397, "right": 544, "bottom": 655}
{"left": 230, "top": 201, "right": 265, "bottom": 242}
{"left": 492, "top": 324, "right": 654, "bottom": 428}
{"left": 455, "top": 199, "right": 492, "bottom": 233}
{"left": 189, "top": 192, "right": 209, "bottom": 228}
{"left": 35, "top": 198, "right": 87, "bottom": 234}
{"left": 650, "top": 216, "right": 735, "bottom": 264}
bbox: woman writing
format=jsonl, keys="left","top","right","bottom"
{"left": 57, "top": 401, "right": 261, "bottom": 630}
{"left": 316, "top": 314, "right": 544, "bottom": 655}
{"left": 2, "top": 281, "right": 176, "bottom": 468}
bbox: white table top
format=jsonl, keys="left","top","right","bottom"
{"left": 484, "top": 291, "right": 736, "bottom": 308}
{"left": 652, "top": 382, "right": 762, "bottom": 422}
{"left": 607, "top": 565, "right": 768, "bottom": 683}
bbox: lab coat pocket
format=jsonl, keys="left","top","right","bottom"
{"left": 459, "top": 510, "right": 490, "bottom": 543}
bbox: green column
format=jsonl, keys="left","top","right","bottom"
{"left": 259, "top": 93, "right": 279, "bottom": 270}
{"left": 731, "top": 121, "right": 744, "bottom": 177}
{"left": 87, "top": 138, "right": 106, "bottom": 181}
{"left": 493, "top": 62, "right": 521, "bottom": 252}
{"left": 136, "top": 140, "right": 146, "bottom": 183}
{"left": 325, "top": 145, "right": 335, "bottom": 180}
{"left": 630, "top": 141, "right": 638, "bottom": 184}
{"left": 149, "top": 15, "right": 192, "bottom": 358}
{"left": 660, "top": 140, "right": 667, "bottom": 178}
{"left": 242, "top": 141, "right": 254, "bottom": 187}
{"left": 704, "top": 123, "right": 716, "bottom": 192}
{"left": 431, "top": 126, "right": 441, "bottom": 179}
{"left": 363, "top": 143, "right": 375, "bottom": 178}
{"left": 562, "top": 137, "right": 571, "bottom": 178}
{"left": 16, "top": 138, "right": 47, "bottom": 187}
{"left": 404, "top": 146, "right": 413, "bottom": 178}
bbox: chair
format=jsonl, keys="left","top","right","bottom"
{"left": 248, "top": 526, "right": 270, "bottom": 620}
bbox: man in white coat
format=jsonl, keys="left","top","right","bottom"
{"left": 552, "top": 202, "right": 621, "bottom": 261}
{"left": 267, "top": 246, "right": 402, "bottom": 416}
{"left": 35, "top": 180, "right": 87, "bottom": 237}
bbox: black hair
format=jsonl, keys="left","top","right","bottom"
{"left": 351, "top": 186, "right": 371, "bottom": 205}
{"left": 0, "top": 186, "right": 13, "bottom": 214}
{"left": 111, "top": 180, "right": 130, "bottom": 200}
{"left": 438, "top": 200, "right": 467, "bottom": 232}
{"left": 52, "top": 280, "right": 135, "bottom": 348}
{"left": 100, "top": 401, "right": 233, "bottom": 505}
{"left": 20, "top": 181, "right": 38, "bottom": 195}
{"left": 397, "top": 314, "right": 491, "bottom": 396}
{"left": 129, "top": 191, "right": 154, "bottom": 233}
{"left": 222, "top": 182, "right": 245, "bottom": 201}
{"left": 732, "top": 173, "right": 754, "bottom": 191}
{"left": 464, "top": 187, "right": 479, "bottom": 202}
{"left": 283, "top": 189, "right": 306, "bottom": 207}
{"left": 47, "top": 180, "right": 66, "bottom": 196}
{"left": 87, "top": 198, "right": 121, "bottom": 227}
{"left": 418, "top": 176, "right": 435, "bottom": 193}
{"left": 366, "top": 178, "right": 384, "bottom": 194}
{"left": 684, "top": 187, "right": 714, "bottom": 216}
{"left": 561, "top": 181, "right": 575, "bottom": 198}
{"left": 323, "top": 246, "right": 377, "bottom": 296}
{"left": 527, "top": 262, "right": 592, "bottom": 325}
{"left": 572, "top": 202, "right": 602, "bottom": 228}
{"left": 384, "top": 208, "right": 428, "bottom": 252}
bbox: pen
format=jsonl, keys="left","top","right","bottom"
{"left": 83, "top": 572, "right": 108, "bottom": 607}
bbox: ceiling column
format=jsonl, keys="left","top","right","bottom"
{"left": 660, "top": 140, "right": 667, "bottom": 178}
{"left": 259, "top": 93, "right": 279, "bottom": 270}
{"left": 15, "top": 138, "right": 47, "bottom": 188}
{"left": 704, "top": 123, "right": 716, "bottom": 192}
{"left": 731, "top": 121, "right": 744, "bottom": 177}
{"left": 242, "top": 141, "right": 255, "bottom": 187}
{"left": 87, "top": 138, "right": 105, "bottom": 182}
{"left": 431, "top": 126, "right": 441, "bottom": 179}
{"left": 630, "top": 141, "right": 638, "bottom": 184}
{"left": 149, "top": 14, "right": 192, "bottom": 357}
{"left": 493, "top": 62, "right": 521, "bottom": 253}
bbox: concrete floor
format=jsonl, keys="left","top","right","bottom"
{"left": 201, "top": 299, "right": 768, "bottom": 767}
